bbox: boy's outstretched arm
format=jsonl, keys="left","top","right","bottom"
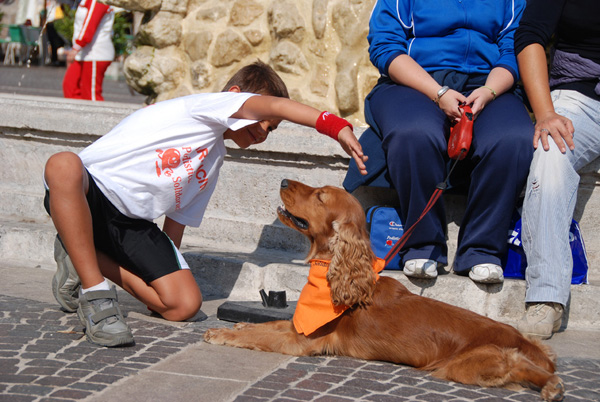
{"left": 232, "top": 96, "right": 368, "bottom": 175}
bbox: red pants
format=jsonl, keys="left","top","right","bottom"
{"left": 63, "top": 60, "right": 112, "bottom": 101}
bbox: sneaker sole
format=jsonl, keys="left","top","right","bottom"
{"left": 77, "top": 308, "right": 134, "bottom": 347}
{"left": 52, "top": 265, "right": 79, "bottom": 313}
{"left": 52, "top": 238, "right": 80, "bottom": 313}
{"left": 468, "top": 272, "right": 504, "bottom": 284}
{"left": 403, "top": 270, "right": 437, "bottom": 279}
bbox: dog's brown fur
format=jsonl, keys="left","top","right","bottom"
{"left": 204, "top": 180, "right": 564, "bottom": 401}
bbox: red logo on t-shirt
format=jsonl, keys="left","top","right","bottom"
{"left": 155, "top": 149, "right": 181, "bottom": 177}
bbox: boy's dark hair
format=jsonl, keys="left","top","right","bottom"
{"left": 222, "top": 60, "right": 289, "bottom": 98}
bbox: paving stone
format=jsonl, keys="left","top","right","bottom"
{"left": 0, "top": 394, "right": 36, "bottom": 402}
{"left": 49, "top": 388, "right": 92, "bottom": 399}
{"left": 344, "top": 378, "right": 396, "bottom": 392}
{"left": 233, "top": 396, "right": 270, "bottom": 402}
{"left": 281, "top": 388, "right": 320, "bottom": 400}
{"left": 365, "top": 395, "right": 409, "bottom": 402}
{"left": 7, "top": 384, "right": 54, "bottom": 396}
{"left": 34, "top": 375, "right": 78, "bottom": 387}
{"left": 243, "top": 387, "right": 280, "bottom": 398}
{"left": 313, "top": 395, "right": 355, "bottom": 402}
{"left": 296, "top": 379, "right": 334, "bottom": 392}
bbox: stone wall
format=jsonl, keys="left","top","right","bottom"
{"left": 105, "top": 0, "right": 379, "bottom": 126}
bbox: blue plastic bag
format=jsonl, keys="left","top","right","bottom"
{"left": 503, "top": 212, "right": 589, "bottom": 284}
{"left": 366, "top": 206, "right": 404, "bottom": 270}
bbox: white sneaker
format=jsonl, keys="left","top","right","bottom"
{"left": 517, "top": 303, "right": 564, "bottom": 340}
{"left": 403, "top": 259, "right": 438, "bottom": 279}
{"left": 469, "top": 263, "right": 504, "bottom": 284}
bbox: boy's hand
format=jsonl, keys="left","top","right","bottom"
{"left": 338, "top": 127, "right": 368, "bottom": 175}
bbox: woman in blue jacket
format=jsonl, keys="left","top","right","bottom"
{"left": 364, "top": 0, "right": 533, "bottom": 282}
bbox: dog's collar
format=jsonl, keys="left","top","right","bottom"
{"left": 292, "top": 258, "right": 385, "bottom": 336}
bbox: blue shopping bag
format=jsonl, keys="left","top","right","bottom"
{"left": 366, "top": 206, "right": 404, "bottom": 270}
{"left": 503, "top": 212, "right": 589, "bottom": 284}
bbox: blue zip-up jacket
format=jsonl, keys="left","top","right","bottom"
{"left": 368, "top": 0, "right": 525, "bottom": 81}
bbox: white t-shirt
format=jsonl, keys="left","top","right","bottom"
{"left": 79, "top": 92, "right": 258, "bottom": 227}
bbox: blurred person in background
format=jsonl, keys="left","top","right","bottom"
{"left": 63, "top": 0, "right": 114, "bottom": 101}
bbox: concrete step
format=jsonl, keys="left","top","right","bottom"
{"left": 183, "top": 244, "right": 600, "bottom": 330}
{"left": 2, "top": 216, "right": 598, "bottom": 330}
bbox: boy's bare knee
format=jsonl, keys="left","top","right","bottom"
{"left": 162, "top": 293, "right": 203, "bottom": 321}
{"left": 45, "top": 152, "right": 86, "bottom": 187}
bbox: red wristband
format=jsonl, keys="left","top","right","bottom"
{"left": 315, "top": 111, "right": 352, "bottom": 141}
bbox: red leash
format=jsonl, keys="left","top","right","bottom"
{"left": 383, "top": 105, "right": 474, "bottom": 266}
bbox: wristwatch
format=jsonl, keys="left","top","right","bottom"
{"left": 434, "top": 86, "right": 450, "bottom": 105}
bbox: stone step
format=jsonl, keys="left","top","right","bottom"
{"left": 2, "top": 216, "right": 598, "bottom": 330}
{"left": 183, "top": 244, "right": 599, "bottom": 330}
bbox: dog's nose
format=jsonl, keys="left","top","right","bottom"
{"left": 281, "top": 179, "right": 289, "bottom": 189}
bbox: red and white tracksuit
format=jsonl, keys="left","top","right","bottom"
{"left": 63, "top": 0, "right": 115, "bottom": 101}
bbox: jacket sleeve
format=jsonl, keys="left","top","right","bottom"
{"left": 72, "top": 0, "right": 111, "bottom": 51}
{"left": 494, "top": 0, "right": 527, "bottom": 81}
{"left": 514, "top": 0, "right": 565, "bottom": 56}
{"left": 368, "top": 0, "right": 412, "bottom": 76}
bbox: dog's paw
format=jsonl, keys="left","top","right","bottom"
{"left": 541, "top": 376, "right": 565, "bottom": 401}
{"left": 203, "top": 328, "right": 225, "bottom": 343}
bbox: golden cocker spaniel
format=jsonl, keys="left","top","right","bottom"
{"left": 204, "top": 179, "right": 564, "bottom": 401}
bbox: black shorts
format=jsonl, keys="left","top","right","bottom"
{"left": 44, "top": 170, "right": 187, "bottom": 283}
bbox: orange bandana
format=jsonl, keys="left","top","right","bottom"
{"left": 293, "top": 258, "right": 385, "bottom": 335}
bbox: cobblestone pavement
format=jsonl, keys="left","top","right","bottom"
{"left": 235, "top": 356, "right": 600, "bottom": 402}
{"left": 1, "top": 295, "right": 599, "bottom": 402}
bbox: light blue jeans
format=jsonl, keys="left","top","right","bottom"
{"left": 522, "top": 90, "right": 600, "bottom": 306}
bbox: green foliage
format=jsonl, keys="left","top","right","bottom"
{"left": 113, "top": 12, "right": 133, "bottom": 56}
{"left": 52, "top": 6, "right": 133, "bottom": 56}
{"left": 53, "top": 5, "right": 75, "bottom": 46}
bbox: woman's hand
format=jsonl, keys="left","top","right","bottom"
{"left": 465, "top": 86, "right": 495, "bottom": 118}
{"left": 338, "top": 127, "right": 369, "bottom": 175}
{"left": 533, "top": 111, "right": 575, "bottom": 152}
{"left": 438, "top": 89, "right": 467, "bottom": 122}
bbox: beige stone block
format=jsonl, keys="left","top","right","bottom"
{"left": 139, "top": 11, "right": 183, "bottom": 48}
{"left": 157, "top": 83, "right": 193, "bottom": 102}
{"left": 191, "top": 61, "right": 211, "bottom": 89}
{"left": 183, "top": 30, "right": 212, "bottom": 61}
{"left": 230, "top": 0, "right": 264, "bottom": 26}
{"left": 268, "top": 0, "right": 306, "bottom": 43}
{"left": 270, "top": 40, "right": 309, "bottom": 75}
{"left": 332, "top": 0, "right": 373, "bottom": 46}
{"left": 160, "top": 0, "right": 189, "bottom": 14}
{"left": 195, "top": 5, "right": 227, "bottom": 22}
{"left": 244, "top": 29, "right": 265, "bottom": 46}
{"left": 312, "top": 0, "right": 328, "bottom": 39}
{"left": 124, "top": 45, "right": 187, "bottom": 95}
{"left": 103, "top": 0, "right": 160, "bottom": 12}
{"left": 187, "top": 0, "right": 209, "bottom": 12}
{"left": 335, "top": 60, "right": 359, "bottom": 115}
{"left": 310, "top": 63, "right": 330, "bottom": 97}
{"left": 210, "top": 29, "right": 252, "bottom": 67}
{"left": 308, "top": 39, "right": 329, "bottom": 58}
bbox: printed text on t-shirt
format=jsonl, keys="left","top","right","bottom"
{"left": 155, "top": 146, "right": 209, "bottom": 210}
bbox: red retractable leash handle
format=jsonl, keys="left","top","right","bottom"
{"left": 384, "top": 104, "right": 474, "bottom": 266}
{"left": 448, "top": 104, "right": 474, "bottom": 160}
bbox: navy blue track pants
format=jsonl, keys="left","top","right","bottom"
{"left": 368, "top": 82, "right": 534, "bottom": 272}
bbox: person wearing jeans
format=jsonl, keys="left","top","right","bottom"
{"left": 515, "top": 0, "right": 600, "bottom": 339}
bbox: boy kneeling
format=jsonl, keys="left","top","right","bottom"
{"left": 44, "top": 60, "right": 367, "bottom": 347}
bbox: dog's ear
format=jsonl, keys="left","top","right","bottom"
{"left": 327, "top": 220, "right": 377, "bottom": 307}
